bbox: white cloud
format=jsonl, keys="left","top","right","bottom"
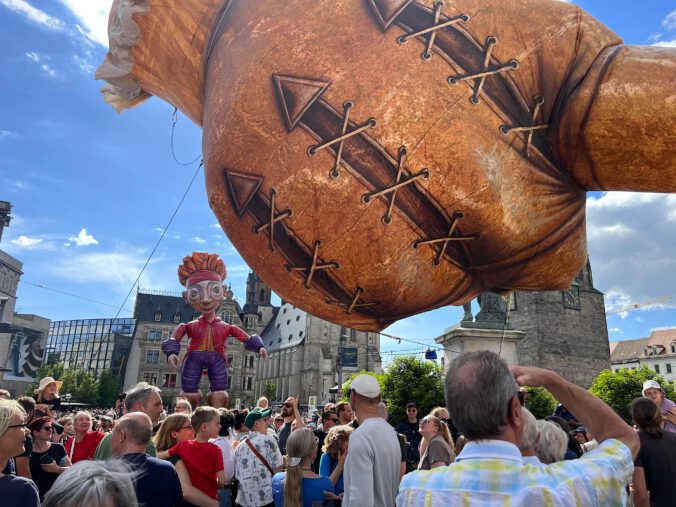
{"left": 58, "top": 0, "right": 111, "bottom": 47}
{"left": 0, "top": 130, "right": 18, "bottom": 140}
{"left": 0, "top": 0, "right": 65, "bottom": 30}
{"left": 662, "top": 10, "right": 676, "bottom": 32}
{"left": 650, "top": 326, "right": 676, "bottom": 332}
{"left": 210, "top": 223, "right": 222, "bottom": 229}
{"left": 25, "top": 51, "right": 39, "bottom": 62}
{"left": 24, "top": 51, "right": 58, "bottom": 77}
{"left": 68, "top": 228, "right": 99, "bottom": 246}
{"left": 11, "top": 235, "right": 43, "bottom": 248}
{"left": 653, "top": 40, "right": 676, "bottom": 48}
{"left": 191, "top": 236, "right": 207, "bottom": 244}
{"left": 587, "top": 192, "right": 676, "bottom": 312}
{"left": 40, "top": 63, "right": 56, "bottom": 77}
{"left": 609, "top": 328, "right": 623, "bottom": 334}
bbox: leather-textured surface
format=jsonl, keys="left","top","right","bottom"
{"left": 98, "top": 0, "right": 676, "bottom": 331}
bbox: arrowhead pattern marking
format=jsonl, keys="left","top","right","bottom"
{"left": 273, "top": 74, "right": 330, "bottom": 131}
{"left": 223, "top": 170, "right": 264, "bottom": 217}
{"left": 367, "top": 0, "right": 415, "bottom": 29}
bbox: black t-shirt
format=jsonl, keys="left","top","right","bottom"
{"left": 33, "top": 396, "right": 61, "bottom": 412}
{"left": 29, "top": 443, "right": 67, "bottom": 498}
{"left": 120, "top": 453, "right": 183, "bottom": 507}
{"left": 313, "top": 429, "right": 328, "bottom": 472}
{"left": 278, "top": 423, "right": 292, "bottom": 454}
{"left": 634, "top": 430, "right": 676, "bottom": 507}
{"left": 395, "top": 419, "right": 422, "bottom": 462}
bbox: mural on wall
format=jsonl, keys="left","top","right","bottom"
{"left": 1, "top": 324, "right": 46, "bottom": 382}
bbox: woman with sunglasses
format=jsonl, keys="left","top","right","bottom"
{"left": 318, "top": 425, "right": 353, "bottom": 496}
{"left": 27, "top": 416, "right": 71, "bottom": 499}
{"left": 154, "top": 413, "right": 218, "bottom": 507}
{"left": 0, "top": 400, "right": 39, "bottom": 506}
{"left": 417, "top": 415, "right": 454, "bottom": 470}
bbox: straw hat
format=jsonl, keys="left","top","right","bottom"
{"left": 34, "top": 376, "right": 63, "bottom": 395}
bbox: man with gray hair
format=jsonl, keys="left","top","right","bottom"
{"left": 111, "top": 412, "right": 183, "bottom": 507}
{"left": 397, "top": 350, "right": 639, "bottom": 506}
{"left": 94, "top": 382, "right": 163, "bottom": 459}
{"left": 519, "top": 407, "right": 542, "bottom": 465}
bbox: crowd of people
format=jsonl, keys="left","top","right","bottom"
{"left": 1, "top": 351, "right": 675, "bottom": 506}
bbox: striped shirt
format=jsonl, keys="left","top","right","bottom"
{"left": 397, "top": 438, "right": 632, "bottom": 506}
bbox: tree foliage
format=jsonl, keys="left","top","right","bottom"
{"left": 263, "top": 381, "right": 277, "bottom": 402}
{"left": 525, "top": 387, "right": 558, "bottom": 419}
{"left": 341, "top": 356, "right": 445, "bottom": 425}
{"left": 589, "top": 366, "right": 676, "bottom": 423}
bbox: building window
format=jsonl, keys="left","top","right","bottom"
{"left": 173, "top": 314, "right": 181, "bottom": 324}
{"left": 142, "top": 372, "right": 158, "bottom": 385}
{"left": 228, "top": 336, "right": 235, "bottom": 345}
{"left": 247, "top": 376, "right": 252, "bottom": 390}
{"left": 223, "top": 310, "right": 234, "bottom": 324}
{"left": 162, "top": 373, "right": 177, "bottom": 388}
{"left": 227, "top": 355, "right": 234, "bottom": 367}
{"left": 350, "top": 329, "right": 357, "bottom": 341}
{"left": 248, "top": 356, "right": 254, "bottom": 368}
{"left": 154, "top": 312, "right": 162, "bottom": 322}
{"left": 672, "top": 343, "right": 676, "bottom": 354}
{"left": 655, "top": 364, "right": 661, "bottom": 374}
{"left": 667, "top": 364, "right": 672, "bottom": 374}
{"left": 226, "top": 376, "right": 232, "bottom": 389}
{"left": 146, "top": 350, "right": 160, "bottom": 364}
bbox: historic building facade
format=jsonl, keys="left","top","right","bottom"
{"left": 610, "top": 328, "right": 676, "bottom": 387}
{"left": 508, "top": 259, "right": 610, "bottom": 387}
{"left": 254, "top": 303, "right": 382, "bottom": 405}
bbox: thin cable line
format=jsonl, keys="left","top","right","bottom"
{"left": 170, "top": 108, "right": 202, "bottom": 166}
{"left": 18, "top": 280, "right": 134, "bottom": 314}
{"left": 113, "top": 160, "right": 203, "bottom": 321}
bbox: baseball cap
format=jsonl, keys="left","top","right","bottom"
{"left": 244, "top": 407, "right": 272, "bottom": 429}
{"left": 642, "top": 379, "right": 662, "bottom": 396}
{"left": 574, "top": 426, "right": 587, "bottom": 434}
{"left": 350, "top": 374, "right": 380, "bottom": 398}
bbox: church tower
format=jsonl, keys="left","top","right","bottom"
{"left": 241, "top": 271, "right": 273, "bottom": 334}
{"left": 508, "top": 258, "right": 609, "bottom": 387}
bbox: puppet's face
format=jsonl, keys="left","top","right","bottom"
{"left": 184, "top": 280, "right": 225, "bottom": 315}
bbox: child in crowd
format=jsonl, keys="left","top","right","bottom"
{"left": 159, "top": 406, "right": 226, "bottom": 500}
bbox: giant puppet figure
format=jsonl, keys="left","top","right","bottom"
{"left": 162, "top": 252, "right": 267, "bottom": 408}
{"left": 97, "top": 0, "right": 675, "bottom": 332}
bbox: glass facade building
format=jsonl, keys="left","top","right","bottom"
{"left": 46, "top": 318, "right": 136, "bottom": 376}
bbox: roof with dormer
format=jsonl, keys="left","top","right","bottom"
{"left": 261, "top": 303, "right": 306, "bottom": 351}
{"left": 610, "top": 328, "right": 676, "bottom": 363}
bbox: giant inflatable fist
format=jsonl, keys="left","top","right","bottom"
{"left": 97, "top": 0, "right": 675, "bottom": 331}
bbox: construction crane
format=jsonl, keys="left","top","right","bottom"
{"left": 605, "top": 296, "right": 672, "bottom": 316}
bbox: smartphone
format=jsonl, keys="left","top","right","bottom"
{"left": 40, "top": 454, "right": 54, "bottom": 465}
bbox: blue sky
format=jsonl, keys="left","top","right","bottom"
{"left": 1, "top": 0, "right": 675, "bottom": 365}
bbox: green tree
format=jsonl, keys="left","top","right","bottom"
{"left": 98, "top": 370, "right": 122, "bottom": 409}
{"left": 366, "top": 356, "right": 445, "bottom": 425}
{"left": 589, "top": 366, "right": 676, "bottom": 423}
{"left": 525, "top": 387, "right": 558, "bottom": 419}
{"left": 263, "top": 382, "right": 277, "bottom": 402}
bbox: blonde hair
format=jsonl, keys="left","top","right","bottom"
{"left": 59, "top": 415, "right": 74, "bottom": 427}
{"left": 191, "top": 406, "right": 219, "bottom": 432}
{"left": 0, "top": 400, "right": 26, "bottom": 437}
{"left": 257, "top": 397, "right": 269, "bottom": 407}
{"left": 284, "top": 428, "right": 317, "bottom": 507}
{"left": 153, "top": 413, "right": 191, "bottom": 452}
{"left": 425, "top": 414, "right": 454, "bottom": 449}
{"left": 322, "top": 424, "right": 353, "bottom": 460}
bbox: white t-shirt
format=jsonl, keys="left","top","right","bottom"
{"left": 343, "top": 417, "right": 400, "bottom": 507}
{"left": 210, "top": 436, "right": 235, "bottom": 482}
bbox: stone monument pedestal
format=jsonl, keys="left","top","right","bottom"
{"left": 435, "top": 323, "right": 526, "bottom": 372}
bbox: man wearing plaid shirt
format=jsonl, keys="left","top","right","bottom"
{"left": 397, "top": 350, "right": 639, "bottom": 506}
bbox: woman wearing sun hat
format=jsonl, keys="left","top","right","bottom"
{"left": 33, "top": 377, "right": 62, "bottom": 415}
{"left": 642, "top": 379, "right": 676, "bottom": 433}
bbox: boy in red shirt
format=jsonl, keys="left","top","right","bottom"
{"left": 159, "top": 406, "right": 226, "bottom": 500}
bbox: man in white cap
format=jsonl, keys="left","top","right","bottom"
{"left": 342, "top": 374, "right": 400, "bottom": 507}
